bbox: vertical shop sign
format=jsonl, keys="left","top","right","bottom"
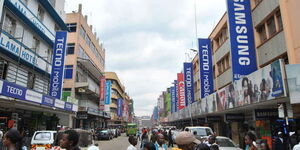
{"left": 227, "top": 0, "right": 257, "bottom": 81}
{"left": 166, "top": 90, "right": 171, "bottom": 112}
{"left": 184, "top": 62, "right": 195, "bottom": 105}
{"left": 50, "top": 31, "right": 67, "bottom": 99}
{"left": 117, "top": 98, "right": 123, "bottom": 117}
{"left": 170, "top": 86, "right": 176, "bottom": 113}
{"left": 177, "top": 73, "right": 185, "bottom": 110}
{"left": 174, "top": 80, "right": 178, "bottom": 112}
{"left": 198, "top": 38, "right": 214, "bottom": 98}
{"left": 104, "top": 80, "right": 111, "bottom": 112}
{"left": 99, "top": 77, "right": 105, "bottom": 111}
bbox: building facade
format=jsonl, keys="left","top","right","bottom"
{"left": 167, "top": 0, "right": 300, "bottom": 148}
{"left": 105, "top": 72, "right": 132, "bottom": 128}
{"left": 63, "top": 4, "right": 107, "bottom": 129}
{"left": 0, "top": 0, "right": 78, "bottom": 134}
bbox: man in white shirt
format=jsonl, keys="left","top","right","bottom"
{"left": 127, "top": 136, "right": 137, "bottom": 150}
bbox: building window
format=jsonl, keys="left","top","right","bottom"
{"left": 37, "top": 5, "right": 45, "bottom": 22}
{"left": 34, "top": 76, "right": 49, "bottom": 94}
{"left": 64, "top": 65, "right": 73, "bottom": 79}
{"left": 67, "top": 43, "right": 75, "bottom": 55}
{"left": 216, "top": 54, "right": 230, "bottom": 76}
{"left": 257, "top": 25, "right": 267, "bottom": 43}
{"left": 67, "top": 23, "right": 77, "bottom": 32}
{"left": 33, "top": 36, "right": 40, "bottom": 53}
{"left": 0, "top": 58, "right": 8, "bottom": 79}
{"left": 267, "top": 17, "right": 276, "bottom": 37}
{"left": 276, "top": 11, "right": 283, "bottom": 31}
{"left": 3, "top": 15, "right": 16, "bottom": 36}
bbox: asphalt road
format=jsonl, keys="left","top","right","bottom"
{"left": 96, "top": 134, "right": 174, "bottom": 150}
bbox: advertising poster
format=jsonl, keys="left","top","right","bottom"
{"left": 286, "top": 64, "right": 300, "bottom": 104}
{"left": 166, "top": 90, "right": 171, "bottom": 112}
{"left": 184, "top": 62, "right": 195, "bottom": 105}
{"left": 216, "top": 88, "right": 226, "bottom": 112}
{"left": 205, "top": 93, "right": 216, "bottom": 113}
{"left": 177, "top": 73, "right": 186, "bottom": 110}
{"left": 99, "top": 76, "right": 106, "bottom": 111}
{"left": 227, "top": 0, "right": 257, "bottom": 81}
{"left": 50, "top": 31, "right": 68, "bottom": 99}
{"left": 170, "top": 86, "right": 176, "bottom": 113}
{"left": 198, "top": 38, "right": 214, "bottom": 98}
{"left": 117, "top": 98, "right": 123, "bottom": 117}
{"left": 104, "top": 80, "right": 111, "bottom": 112}
{"left": 200, "top": 98, "right": 207, "bottom": 114}
{"left": 174, "top": 80, "right": 178, "bottom": 112}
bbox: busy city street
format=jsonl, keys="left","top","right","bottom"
{"left": 0, "top": 0, "right": 300, "bottom": 150}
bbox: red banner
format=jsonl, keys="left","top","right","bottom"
{"left": 177, "top": 73, "right": 185, "bottom": 110}
{"left": 99, "top": 76, "right": 106, "bottom": 110}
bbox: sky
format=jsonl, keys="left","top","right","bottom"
{"left": 65, "top": 0, "right": 226, "bottom": 116}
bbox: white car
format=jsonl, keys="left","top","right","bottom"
{"left": 184, "top": 126, "right": 214, "bottom": 139}
{"left": 31, "top": 131, "right": 57, "bottom": 150}
{"left": 215, "top": 136, "right": 242, "bottom": 150}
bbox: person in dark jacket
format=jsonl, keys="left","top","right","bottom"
{"left": 272, "top": 131, "right": 288, "bottom": 150}
{"left": 168, "top": 129, "right": 173, "bottom": 147}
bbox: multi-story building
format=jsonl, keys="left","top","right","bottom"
{"left": 105, "top": 72, "right": 133, "bottom": 127}
{"left": 168, "top": 0, "right": 300, "bottom": 147}
{"left": 0, "top": 0, "right": 78, "bottom": 132}
{"left": 63, "top": 4, "right": 107, "bottom": 129}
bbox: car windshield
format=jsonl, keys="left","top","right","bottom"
{"left": 101, "top": 130, "right": 108, "bottom": 133}
{"left": 216, "top": 138, "right": 236, "bottom": 147}
{"left": 34, "top": 132, "right": 51, "bottom": 141}
{"left": 190, "top": 128, "right": 211, "bottom": 136}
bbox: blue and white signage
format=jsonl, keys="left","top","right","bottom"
{"left": 1, "top": 80, "right": 26, "bottom": 100}
{"left": 64, "top": 102, "right": 73, "bottom": 111}
{"left": 184, "top": 63, "right": 195, "bottom": 105}
{"left": 49, "top": 31, "right": 67, "bottom": 99}
{"left": 117, "top": 98, "right": 123, "bottom": 117}
{"left": 170, "top": 86, "right": 176, "bottom": 113}
{"left": 227, "top": 0, "right": 257, "bottom": 81}
{"left": 174, "top": 80, "right": 178, "bottom": 112}
{"left": 198, "top": 39, "right": 214, "bottom": 98}
{"left": 105, "top": 81, "right": 111, "bottom": 105}
{"left": 42, "top": 95, "right": 55, "bottom": 107}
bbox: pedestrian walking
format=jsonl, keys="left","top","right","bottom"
{"left": 127, "top": 136, "right": 137, "bottom": 150}
{"left": 154, "top": 133, "right": 168, "bottom": 150}
{"left": 175, "top": 131, "right": 201, "bottom": 150}
{"left": 244, "top": 131, "right": 258, "bottom": 150}
{"left": 59, "top": 130, "right": 81, "bottom": 150}
{"left": 168, "top": 129, "right": 173, "bottom": 147}
{"left": 144, "top": 142, "right": 156, "bottom": 150}
{"left": 2, "top": 128, "right": 23, "bottom": 150}
{"left": 141, "top": 131, "right": 149, "bottom": 149}
{"left": 137, "top": 130, "right": 141, "bottom": 141}
{"left": 272, "top": 131, "right": 288, "bottom": 150}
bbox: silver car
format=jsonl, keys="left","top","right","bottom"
{"left": 215, "top": 136, "right": 242, "bottom": 150}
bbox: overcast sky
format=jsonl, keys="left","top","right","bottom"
{"left": 65, "top": 0, "right": 226, "bottom": 116}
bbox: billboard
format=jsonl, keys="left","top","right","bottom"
{"left": 117, "top": 98, "right": 123, "bottom": 117}
{"left": 177, "top": 73, "right": 185, "bottom": 110}
{"left": 170, "top": 86, "right": 176, "bottom": 113}
{"left": 105, "top": 80, "right": 111, "bottom": 112}
{"left": 286, "top": 64, "right": 300, "bottom": 104}
{"left": 166, "top": 90, "right": 171, "bottom": 112}
{"left": 174, "top": 80, "right": 178, "bottom": 112}
{"left": 198, "top": 39, "right": 214, "bottom": 98}
{"left": 227, "top": 0, "right": 257, "bottom": 81}
{"left": 184, "top": 63, "right": 195, "bottom": 105}
{"left": 99, "top": 77, "right": 106, "bottom": 111}
{"left": 49, "top": 31, "right": 67, "bottom": 99}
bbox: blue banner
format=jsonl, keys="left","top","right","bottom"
{"left": 42, "top": 95, "right": 55, "bottom": 107}
{"left": 105, "top": 80, "right": 111, "bottom": 105}
{"left": 49, "top": 31, "right": 68, "bottom": 99}
{"left": 170, "top": 86, "right": 176, "bottom": 113}
{"left": 117, "top": 98, "right": 123, "bottom": 117}
{"left": 227, "top": 0, "right": 257, "bottom": 81}
{"left": 64, "top": 102, "right": 73, "bottom": 111}
{"left": 184, "top": 63, "right": 195, "bottom": 105}
{"left": 153, "top": 106, "right": 158, "bottom": 120}
{"left": 174, "top": 80, "right": 178, "bottom": 112}
{"left": 198, "top": 39, "right": 214, "bottom": 98}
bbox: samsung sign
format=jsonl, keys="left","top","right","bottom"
{"left": 184, "top": 63, "right": 194, "bottom": 105}
{"left": 198, "top": 39, "right": 214, "bottom": 99}
{"left": 49, "top": 31, "right": 67, "bottom": 99}
{"left": 227, "top": 0, "right": 257, "bottom": 81}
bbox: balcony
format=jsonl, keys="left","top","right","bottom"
{"left": 0, "top": 30, "right": 52, "bottom": 74}
{"left": 77, "top": 58, "right": 103, "bottom": 80}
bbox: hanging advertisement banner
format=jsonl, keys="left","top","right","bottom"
{"left": 184, "top": 63, "right": 195, "bottom": 105}
{"left": 174, "top": 80, "right": 178, "bottom": 112}
{"left": 166, "top": 90, "right": 171, "bottom": 112}
{"left": 99, "top": 77, "right": 106, "bottom": 111}
{"left": 49, "top": 31, "right": 68, "bottom": 99}
{"left": 117, "top": 98, "right": 123, "bottom": 117}
{"left": 177, "top": 73, "right": 185, "bottom": 110}
{"left": 170, "top": 86, "right": 176, "bottom": 113}
{"left": 226, "top": 0, "right": 257, "bottom": 81}
{"left": 286, "top": 64, "right": 300, "bottom": 104}
{"left": 198, "top": 38, "right": 214, "bottom": 98}
{"left": 104, "top": 80, "right": 111, "bottom": 111}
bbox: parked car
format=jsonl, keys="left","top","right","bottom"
{"left": 96, "top": 130, "right": 113, "bottom": 140}
{"left": 184, "top": 126, "right": 213, "bottom": 140}
{"left": 31, "top": 130, "right": 57, "bottom": 150}
{"left": 53, "top": 129, "right": 99, "bottom": 150}
{"left": 215, "top": 136, "right": 242, "bottom": 150}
